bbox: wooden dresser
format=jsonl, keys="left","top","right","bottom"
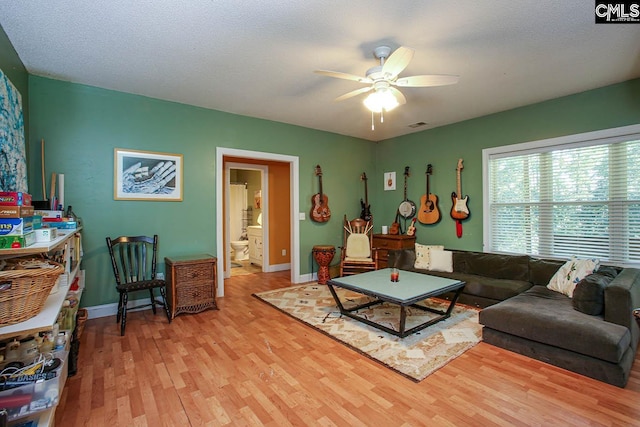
{"left": 372, "top": 234, "right": 416, "bottom": 268}
{"left": 164, "top": 254, "right": 218, "bottom": 319}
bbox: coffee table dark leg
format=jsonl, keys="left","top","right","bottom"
{"left": 327, "top": 283, "right": 383, "bottom": 313}
{"left": 399, "top": 305, "right": 407, "bottom": 336}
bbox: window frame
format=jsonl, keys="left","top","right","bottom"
{"left": 482, "top": 123, "right": 640, "bottom": 265}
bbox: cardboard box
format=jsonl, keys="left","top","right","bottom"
{"left": 47, "top": 220, "right": 77, "bottom": 230}
{"left": 34, "top": 209, "right": 64, "bottom": 219}
{"left": 0, "top": 217, "right": 34, "bottom": 236}
{"left": 0, "top": 231, "right": 35, "bottom": 249}
{"left": 0, "top": 191, "right": 32, "bottom": 206}
{"left": 0, "top": 205, "right": 34, "bottom": 218}
{"left": 35, "top": 227, "right": 58, "bottom": 242}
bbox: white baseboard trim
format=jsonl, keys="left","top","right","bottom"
{"left": 298, "top": 272, "right": 316, "bottom": 283}
{"left": 88, "top": 265, "right": 312, "bottom": 318}
{"left": 266, "top": 263, "right": 291, "bottom": 272}
{"left": 85, "top": 299, "right": 156, "bottom": 319}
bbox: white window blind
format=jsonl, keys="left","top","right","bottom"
{"left": 485, "top": 125, "right": 640, "bottom": 266}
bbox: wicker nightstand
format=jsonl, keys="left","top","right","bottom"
{"left": 164, "top": 254, "right": 218, "bottom": 319}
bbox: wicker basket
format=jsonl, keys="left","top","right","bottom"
{"left": 76, "top": 308, "right": 88, "bottom": 338}
{"left": 0, "top": 262, "right": 64, "bottom": 326}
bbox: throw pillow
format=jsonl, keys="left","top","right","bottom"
{"left": 572, "top": 272, "right": 615, "bottom": 315}
{"left": 414, "top": 244, "right": 444, "bottom": 270}
{"left": 429, "top": 249, "right": 453, "bottom": 273}
{"left": 547, "top": 257, "right": 600, "bottom": 298}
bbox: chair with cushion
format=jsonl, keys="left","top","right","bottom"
{"left": 106, "top": 234, "right": 171, "bottom": 336}
{"left": 339, "top": 215, "right": 378, "bottom": 276}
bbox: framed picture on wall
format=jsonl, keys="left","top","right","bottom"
{"left": 114, "top": 148, "right": 183, "bottom": 201}
{"left": 254, "top": 190, "right": 262, "bottom": 209}
{"left": 384, "top": 171, "right": 396, "bottom": 191}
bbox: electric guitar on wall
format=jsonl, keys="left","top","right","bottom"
{"left": 360, "top": 172, "right": 372, "bottom": 222}
{"left": 310, "top": 165, "right": 331, "bottom": 222}
{"left": 450, "top": 159, "right": 470, "bottom": 221}
{"left": 418, "top": 164, "right": 440, "bottom": 224}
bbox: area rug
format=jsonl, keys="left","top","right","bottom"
{"left": 253, "top": 284, "right": 482, "bottom": 382}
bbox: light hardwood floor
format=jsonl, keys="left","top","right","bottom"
{"left": 56, "top": 270, "right": 640, "bottom": 426}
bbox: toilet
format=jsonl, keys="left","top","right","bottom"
{"left": 230, "top": 240, "right": 249, "bottom": 261}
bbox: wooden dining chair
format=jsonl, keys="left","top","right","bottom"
{"left": 105, "top": 235, "right": 171, "bottom": 336}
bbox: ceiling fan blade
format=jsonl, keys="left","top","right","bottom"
{"left": 334, "top": 86, "right": 373, "bottom": 102}
{"left": 314, "top": 70, "right": 372, "bottom": 84}
{"left": 382, "top": 46, "right": 414, "bottom": 78}
{"left": 394, "top": 74, "right": 460, "bottom": 87}
{"left": 389, "top": 87, "right": 407, "bottom": 105}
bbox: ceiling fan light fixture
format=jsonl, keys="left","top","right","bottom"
{"left": 363, "top": 88, "right": 399, "bottom": 113}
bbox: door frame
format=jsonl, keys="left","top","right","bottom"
{"left": 216, "top": 147, "right": 300, "bottom": 296}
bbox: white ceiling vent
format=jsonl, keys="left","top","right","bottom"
{"left": 408, "top": 122, "right": 428, "bottom": 129}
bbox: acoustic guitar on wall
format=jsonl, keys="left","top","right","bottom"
{"left": 310, "top": 165, "right": 331, "bottom": 222}
{"left": 450, "top": 158, "right": 469, "bottom": 221}
{"left": 418, "top": 164, "right": 440, "bottom": 224}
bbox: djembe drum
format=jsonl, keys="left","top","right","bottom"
{"left": 312, "top": 245, "right": 335, "bottom": 285}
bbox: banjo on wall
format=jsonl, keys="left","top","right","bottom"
{"left": 398, "top": 166, "right": 416, "bottom": 219}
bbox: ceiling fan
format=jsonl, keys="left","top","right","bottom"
{"left": 315, "top": 45, "right": 459, "bottom": 113}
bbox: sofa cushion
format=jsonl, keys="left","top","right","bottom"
{"left": 573, "top": 270, "right": 617, "bottom": 315}
{"left": 388, "top": 248, "right": 416, "bottom": 270}
{"left": 461, "top": 252, "right": 530, "bottom": 281}
{"left": 430, "top": 272, "right": 532, "bottom": 301}
{"left": 529, "top": 258, "right": 564, "bottom": 285}
{"left": 479, "top": 285, "right": 631, "bottom": 363}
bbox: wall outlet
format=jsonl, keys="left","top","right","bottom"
{"left": 282, "top": 249, "right": 286, "bottom": 256}
{"left": 156, "top": 272, "right": 164, "bottom": 280}
{"left": 299, "top": 212, "right": 306, "bottom": 220}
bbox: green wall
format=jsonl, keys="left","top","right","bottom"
{"left": 374, "top": 78, "right": 640, "bottom": 251}
{"left": 27, "top": 77, "right": 376, "bottom": 307}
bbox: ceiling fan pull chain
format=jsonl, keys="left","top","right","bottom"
{"left": 380, "top": 109, "right": 384, "bottom": 123}
{"left": 371, "top": 111, "right": 375, "bottom": 131}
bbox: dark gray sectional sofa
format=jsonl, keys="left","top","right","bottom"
{"left": 387, "top": 248, "right": 640, "bottom": 387}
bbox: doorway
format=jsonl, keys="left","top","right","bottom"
{"left": 216, "top": 147, "right": 300, "bottom": 297}
{"left": 225, "top": 162, "right": 268, "bottom": 277}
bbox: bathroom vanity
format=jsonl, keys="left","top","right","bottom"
{"left": 247, "top": 225, "right": 263, "bottom": 267}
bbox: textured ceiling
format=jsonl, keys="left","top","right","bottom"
{"left": 1, "top": 1, "right": 639, "bottom": 142}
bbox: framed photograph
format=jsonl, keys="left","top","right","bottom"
{"left": 254, "top": 190, "right": 262, "bottom": 209}
{"left": 384, "top": 171, "right": 396, "bottom": 191}
{"left": 114, "top": 148, "right": 183, "bottom": 201}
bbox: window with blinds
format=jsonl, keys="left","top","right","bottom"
{"left": 483, "top": 125, "right": 640, "bottom": 266}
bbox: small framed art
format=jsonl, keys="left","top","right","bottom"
{"left": 114, "top": 148, "right": 183, "bottom": 201}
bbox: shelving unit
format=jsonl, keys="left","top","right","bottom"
{"left": 0, "top": 228, "right": 83, "bottom": 426}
